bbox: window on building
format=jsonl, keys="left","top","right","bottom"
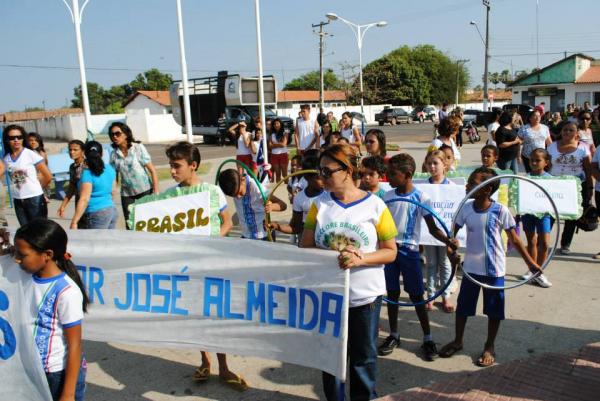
{"left": 593, "top": 92, "right": 600, "bottom": 107}
{"left": 575, "top": 92, "right": 591, "bottom": 107}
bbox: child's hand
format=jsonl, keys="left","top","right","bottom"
{"left": 528, "top": 262, "right": 543, "bottom": 275}
{"left": 269, "top": 222, "right": 280, "bottom": 231}
{"left": 264, "top": 201, "right": 274, "bottom": 213}
{"left": 448, "top": 251, "right": 461, "bottom": 267}
{"left": 446, "top": 238, "right": 459, "bottom": 251}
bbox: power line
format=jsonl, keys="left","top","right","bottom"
{"left": 491, "top": 49, "right": 600, "bottom": 57}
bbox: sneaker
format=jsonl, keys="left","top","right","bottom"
{"left": 421, "top": 340, "right": 438, "bottom": 361}
{"left": 520, "top": 271, "right": 533, "bottom": 281}
{"left": 534, "top": 274, "right": 552, "bottom": 288}
{"left": 559, "top": 247, "right": 571, "bottom": 255}
{"left": 378, "top": 335, "right": 400, "bottom": 356}
{"left": 593, "top": 252, "right": 600, "bottom": 260}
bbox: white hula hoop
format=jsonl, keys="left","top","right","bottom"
{"left": 451, "top": 174, "right": 561, "bottom": 290}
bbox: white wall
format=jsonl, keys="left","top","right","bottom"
{"left": 125, "top": 96, "right": 169, "bottom": 115}
{"left": 277, "top": 104, "right": 393, "bottom": 124}
{"left": 452, "top": 101, "right": 509, "bottom": 111}
{"left": 125, "top": 109, "right": 183, "bottom": 143}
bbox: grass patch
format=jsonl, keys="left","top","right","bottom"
{"left": 156, "top": 162, "right": 212, "bottom": 181}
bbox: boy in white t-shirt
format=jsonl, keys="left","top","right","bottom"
{"left": 439, "top": 167, "right": 542, "bottom": 367}
{"left": 218, "top": 169, "right": 286, "bottom": 240}
{"left": 592, "top": 150, "right": 600, "bottom": 259}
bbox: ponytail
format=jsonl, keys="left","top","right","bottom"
{"left": 15, "top": 219, "right": 89, "bottom": 313}
{"left": 84, "top": 140, "right": 105, "bottom": 176}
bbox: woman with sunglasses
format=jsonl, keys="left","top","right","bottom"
{"left": 302, "top": 144, "right": 397, "bottom": 401}
{"left": 2, "top": 124, "right": 52, "bottom": 225}
{"left": 108, "top": 122, "right": 159, "bottom": 228}
{"left": 578, "top": 111, "right": 596, "bottom": 155}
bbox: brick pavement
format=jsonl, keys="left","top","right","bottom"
{"left": 377, "top": 342, "right": 600, "bottom": 401}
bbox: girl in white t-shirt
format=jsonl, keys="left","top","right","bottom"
{"left": 228, "top": 121, "right": 256, "bottom": 174}
{"left": 339, "top": 112, "right": 362, "bottom": 152}
{"left": 2, "top": 125, "right": 52, "bottom": 226}
{"left": 422, "top": 150, "right": 455, "bottom": 312}
{"left": 431, "top": 116, "right": 461, "bottom": 163}
{"left": 517, "top": 110, "right": 552, "bottom": 173}
{"left": 577, "top": 110, "right": 596, "bottom": 155}
{"left": 14, "top": 219, "right": 89, "bottom": 401}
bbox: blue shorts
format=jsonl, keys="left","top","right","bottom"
{"left": 456, "top": 274, "right": 505, "bottom": 320}
{"left": 384, "top": 247, "right": 424, "bottom": 296}
{"left": 521, "top": 214, "right": 554, "bottom": 234}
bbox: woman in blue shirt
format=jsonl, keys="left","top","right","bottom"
{"left": 70, "top": 141, "right": 118, "bottom": 229}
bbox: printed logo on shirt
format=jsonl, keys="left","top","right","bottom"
{"left": 317, "top": 221, "right": 371, "bottom": 250}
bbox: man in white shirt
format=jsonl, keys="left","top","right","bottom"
{"left": 294, "top": 104, "right": 319, "bottom": 155}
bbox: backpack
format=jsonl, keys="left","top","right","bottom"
{"left": 576, "top": 206, "right": 599, "bottom": 232}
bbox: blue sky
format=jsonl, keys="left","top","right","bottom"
{"left": 2, "top": 0, "right": 599, "bottom": 112}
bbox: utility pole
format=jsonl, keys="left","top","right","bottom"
{"left": 312, "top": 20, "right": 330, "bottom": 112}
{"left": 483, "top": 0, "right": 491, "bottom": 111}
{"left": 455, "top": 59, "right": 469, "bottom": 107}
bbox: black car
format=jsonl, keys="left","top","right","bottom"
{"left": 375, "top": 108, "right": 411, "bottom": 126}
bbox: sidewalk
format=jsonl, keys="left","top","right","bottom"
{"left": 377, "top": 342, "right": 600, "bottom": 401}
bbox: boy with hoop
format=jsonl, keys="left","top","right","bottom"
{"left": 439, "top": 167, "right": 542, "bottom": 367}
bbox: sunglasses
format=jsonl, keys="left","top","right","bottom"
{"left": 318, "top": 165, "right": 346, "bottom": 178}
{"left": 110, "top": 131, "right": 123, "bottom": 137}
{"left": 365, "top": 140, "right": 376, "bottom": 144}
{"left": 581, "top": 117, "right": 591, "bottom": 121}
{"left": 8, "top": 135, "right": 23, "bottom": 141}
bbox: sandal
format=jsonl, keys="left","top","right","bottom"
{"left": 442, "top": 300, "right": 455, "bottom": 313}
{"left": 476, "top": 350, "right": 496, "bottom": 367}
{"left": 425, "top": 301, "right": 434, "bottom": 311}
{"left": 438, "top": 342, "right": 463, "bottom": 358}
{"left": 192, "top": 366, "right": 210, "bottom": 382}
{"left": 219, "top": 374, "right": 249, "bottom": 392}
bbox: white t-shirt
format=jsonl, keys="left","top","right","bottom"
{"left": 296, "top": 118, "right": 317, "bottom": 150}
{"left": 233, "top": 174, "right": 268, "bottom": 239}
{"left": 270, "top": 133, "right": 288, "bottom": 155}
{"left": 340, "top": 126, "right": 356, "bottom": 143}
{"left": 518, "top": 124, "right": 550, "bottom": 158}
{"left": 4, "top": 148, "right": 44, "bottom": 199}
{"left": 383, "top": 188, "right": 432, "bottom": 251}
{"left": 455, "top": 200, "right": 516, "bottom": 277}
{"left": 31, "top": 273, "right": 84, "bottom": 373}
{"left": 292, "top": 188, "right": 322, "bottom": 221}
{"left": 487, "top": 122, "right": 500, "bottom": 145}
{"left": 236, "top": 133, "right": 252, "bottom": 156}
{"left": 431, "top": 138, "right": 461, "bottom": 161}
{"left": 593, "top": 151, "right": 600, "bottom": 192}
{"left": 548, "top": 142, "right": 590, "bottom": 181}
{"left": 304, "top": 191, "right": 397, "bottom": 307}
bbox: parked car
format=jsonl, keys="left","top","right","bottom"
{"left": 411, "top": 106, "right": 438, "bottom": 122}
{"left": 502, "top": 103, "right": 534, "bottom": 120}
{"left": 462, "top": 109, "right": 481, "bottom": 125}
{"left": 475, "top": 107, "right": 503, "bottom": 127}
{"left": 375, "top": 107, "right": 411, "bottom": 126}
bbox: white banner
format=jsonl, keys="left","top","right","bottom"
{"left": 0, "top": 256, "right": 52, "bottom": 401}
{"left": 76, "top": 230, "right": 348, "bottom": 377}
{"left": 517, "top": 178, "right": 580, "bottom": 218}
{"left": 132, "top": 191, "right": 214, "bottom": 235}
{"left": 415, "top": 184, "right": 467, "bottom": 246}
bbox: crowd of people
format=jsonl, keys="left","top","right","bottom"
{"left": 2, "top": 99, "right": 600, "bottom": 401}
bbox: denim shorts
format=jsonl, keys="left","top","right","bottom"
{"left": 46, "top": 359, "right": 86, "bottom": 401}
{"left": 81, "top": 206, "right": 118, "bottom": 229}
{"left": 521, "top": 214, "right": 554, "bottom": 234}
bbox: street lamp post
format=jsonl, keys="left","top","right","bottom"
{"left": 253, "top": 0, "right": 268, "bottom": 164}
{"left": 326, "top": 13, "right": 387, "bottom": 130}
{"left": 455, "top": 59, "right": 469, "bottom": 107}
{"left": 60, "top": 0, "right": 93, "bottom": 138}
{"left": 175, "top": 0, "right": 193, "bottom": 143}
{"left": 470, "top": 0, "right": 491, "bottom": 111}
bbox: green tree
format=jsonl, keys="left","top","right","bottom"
{"left": 499, "top": 69, "right": 512, "bottom": 87}
{"left": 129, "top": 68, "right": 173, "bottom": 91}
{"left": 71, "top": 82, "right": 109, "bottom": 114}
{"left": 284, "top": 69, "right": 343, "bottom": 90}
{"left": 358, "top": 45, "right": 469, "bottom": 106}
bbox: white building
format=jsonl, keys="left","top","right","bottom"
{"left": 124, "top": 90, "right": 172, "bottom": 114}
{"left": 509, "top": 54, "right": 600, "bottom": 112}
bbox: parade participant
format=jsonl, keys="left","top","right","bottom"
{"left": 301, "top": 144, "right": 398, "bottom": 401}
{"left": 2, "top": 124, "right": 52, "bottom": 225}
{"left": 70, "top": 141, "right": 118, "bottom": 230}
{"left": 431, "top": 116, "right": 461, "bottom": 164}
{"left": 14, "top": 219, "right": 88, "bottom": 401}
{"left": 58, "top": 140, "right": 85, "bottom": 222}
{"left": 520, "top": 148, "right": 553, "bottom": 288}
{"left": 359, "top": 156, "right": 386, "bottom": 198}
{"left": 287, "top": 154, "right": 304, "bottom": 203}
{"left": 495, "top": 112, "right": 522, "bottom": 174}
{"left": 548, "top": 122, "right": 592, "bottom": 254}
{"left": 422, "top": 150, "right": 455, "bottom": 312}
{"left": 577, "top": 110, "right": 596, "bottom": 155}
{"left": 518, "top": 109, "right": 552, "bottom": 173}
{"left": 364, "top": 128, "right": 388, "bottom": 160}
{"left": 294, "top": 104, "right": 319, "bottom": 155}
{"left": 439, "top": 168, "right": 541, "bottom": 367}
{"left": 27, "top": 132, "right": 48, "bottom": 165}
{"left": 486, "top": 110, "right": 502, "bottom": 146}
{"left": 438, "top": 144, "right": 456, "bottom": 173}
{"left": 268, "top": 118, "right": 289, "bottom": 183}
{"left": 164, "top": 141, "right": 247, "bottom": 390}
{"left": 339, "top": 112, "right": 362, "bottom": 152}
{"left": 379, "top": 154, "right": 457, "bottom": 361}
{"left": 109, "top": 122, "right": 159, "bottom": 227}
{"left": 319, "top": 121, "right": 333, "bottom": 147}
{"left": 228, "top": 120, "right": 256, "bottom": 174}
{"left": 592, "top": 147, "right": 600, "bottom": 259}
{"left": 549, "top": 112, "right": 563, "bottom": 140}
{"left": 270, "top": 152, "right": 323, "bottom": 242}
{"left": 480, "top": 144, "right": 499, "bottom": 169}
{"left": 218, "top": 169, "right": 286, "bottom": 240}
{"left": 327, "top": 111, "right": 338, "bottom": 132}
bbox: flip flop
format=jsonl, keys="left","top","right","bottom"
{"left": 192, "top": 366, "right": 210, "bottom": 383}
{"left": 442, "top": 301, "right": 455, "bottom": 313}
{"left": 219, "top": 374, "right": 249, "bottom": 392}
{"left": 476, "top": 350, "right": 496, "bottom": 367}
{"left": 438, "top": 343, "right": 463, "bottom": 358}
